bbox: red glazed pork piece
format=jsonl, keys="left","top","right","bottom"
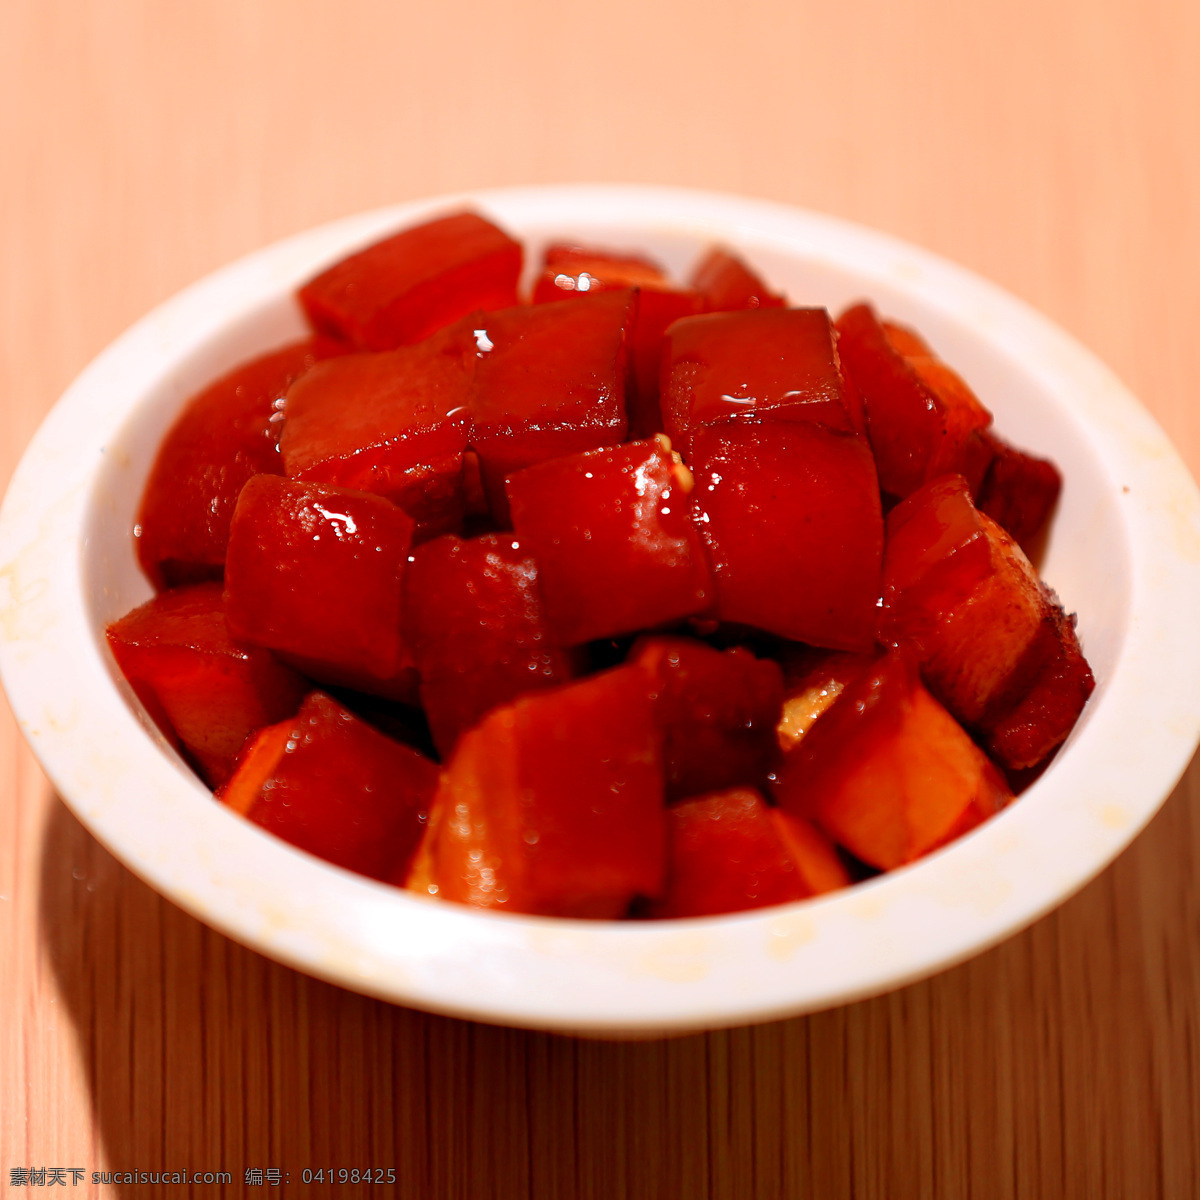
{"left": 984, "top": 602, "right": 1096, "bottom": 769}
{"left": 836, "top": 303, "right": 992, "bottom": 499}
{"left": 136, "top": 338, "right": 335, "bottom": 589}
{"left": 689, "top": 247, "right": 785, "bottom": 313}
{"left": 690, "top": 423, "right": 883, "bottom": 652}
{"left": 417, "top": 667, "right": 666, "bottom": 917}
{"left": 974, "top": 431, "right": 1063, "bottom": 552}
{"left": 468, "top": 291, "right": 634, "bottom": 520}
{"left": 771, "top": 808, "right": 854, "bottom": 895}
{"left": 880, "top": 474, "right": 1093, "bottom": 766}
{"left": 278, "top": 321, "right": 473, "bottom": 537}
{"left": 507, "top": 437, "right": 712, "bottom": 646}
{"left": 878, "top": 318, "right": 996, "bottom": 499}
{"left": 661, "top": 308, "right": 861, "bottom": 454}
{"left": 775, "top": 649, "right": 1012, "bottom": 870}
{"left": 532, "top": 244, "right": 701, "bottom": 437}
{"left": 881, "top": 474, "right": 1045, "bottom": 725}
{"left": 220, "top": 691, "right": 437, "bottom": 881}
{"left": 298, "top": 211, "right": 521, "bottom": 352}
{"left": 629, "top": 635, "right": 783, "bottom": 800}
{"left": 403, "top": 533, "right": 574, "bottom": 756}
{"left": 224, "top": 475, "right": 418, "bottom": 700}
{"left": 106, "top": 582, "right": 307, "bottom": 787}
{"left": 535, "top": 243, "right": 668, "bottom": 295}
{"left": 646, "top": 787, "right": 847, "bottom": 919}
{"left": 878, "top": 320, "right": 932, "bottom": 357}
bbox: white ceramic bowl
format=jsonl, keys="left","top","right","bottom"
{"left": 3, "top": 185, "right": 1199, "bottom": 1036}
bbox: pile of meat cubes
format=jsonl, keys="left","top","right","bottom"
{"left": 107, "top": 211, "right": 1094, "bottom": 920}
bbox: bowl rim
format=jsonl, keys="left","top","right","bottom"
{"left": 4, "top": 182, "right": 1200, "bottom": 1035}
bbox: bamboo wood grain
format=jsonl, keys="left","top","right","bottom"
{"left": 3, "top": 1, "right": 1199, "bottom": 1194}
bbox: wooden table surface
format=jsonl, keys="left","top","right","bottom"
{"left": 3, "top": 1, "right": 1200, "bottom": 1195}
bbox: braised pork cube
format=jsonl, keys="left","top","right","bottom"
{"left": 880, "top": 474, "right": 1093, "bottom": 766}
{"left": 507, "top": 437, "right": 712, "bottom": 646}
{"left": 690, "top": 423, "right": 883, "bottom": 652}
{"left": 771, "top": 808, "right": 855, "bottom": 895}
{"left": 974, "top": 430, "right": 1063, "bottom": 552}
{"left": 984, "top": 602, "right": 1096, "bottom": 769}
{"left": 468, "top": 291, "right": 634, "bottom": 520}
{"left": 881, "top": 473, "right": 1050, "bottom": 723}
{"left": 688, "top": 247, "right": 785, "bottom": 314}
{"left": 878, "top": 319, "right": 933, "bottom": 357}
{"left": 220, "top": 691, "right": 437, "bottom": 881}
{"left": 106, "top": 582, "right": 307, "bottom": 787}
{"left": 774, "top": 649, "right": 1012, "bottom": 869}
{"left": 224, "top": 475, "right": 418, "bottom": 701}
{"left": 646, "top": 787, "right": 848, "bottom": 919}
{"left": 877, "top": 318, "right": 997, "bottom": 498}
{"left": 661, "top": 308, "right": 862, "bottom": 454}
{"left": 630, "top": 635, "right": 783, "bottom": 800}
{"left": 532, "top": 244, "right": 701, "bottom": 437}
{"left": 416, "top": 667, "right": 666, "bottom": 918}
{"left": 836, "top": 303, "right": 992, "bottom": 499}
{"left": 136, "top": 338, "right": 336, "bottom": 589}
{"left": 278, "top": 320, "right": 473, "bottom": 537}
{"left": 534, "top": 243, "right": 668, "bottom": 296}
{"left": 403, "top": 533, "right": 574, "bottom": 756}
{"left": 298, "top": 211, "right": 521, "bottom": 352}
